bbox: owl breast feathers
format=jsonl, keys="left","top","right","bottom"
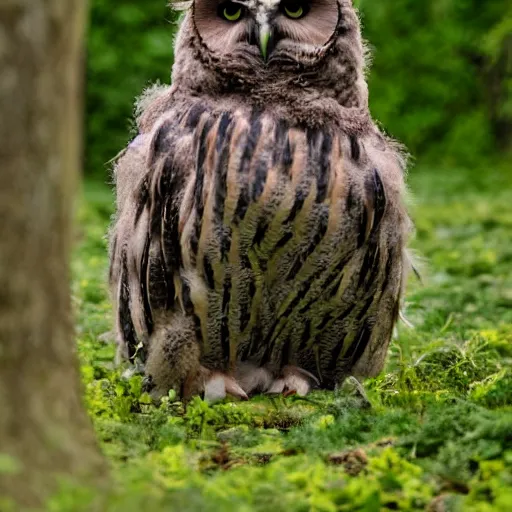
{"left": 109, "top": 0, "right": 413, "bottom": 401}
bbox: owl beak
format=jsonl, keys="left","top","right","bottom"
{"left": 256, "top": 24, "right": 275, "bottom": 62}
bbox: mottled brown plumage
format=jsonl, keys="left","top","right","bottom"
{"left": 109, "top": 0, "right": 413, "bottom": 401}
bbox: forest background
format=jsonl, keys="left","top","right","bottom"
{"left": 85, "top": 0, "right": 511, "bottom": 176}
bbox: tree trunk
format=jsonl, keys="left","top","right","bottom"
{"left": 0, "top": 0, "right": 106, "bottom": 507}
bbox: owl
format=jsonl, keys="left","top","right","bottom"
{"left": 109, "top": 0, "right": 413, "bottom": 402}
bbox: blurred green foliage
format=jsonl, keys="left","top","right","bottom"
{"left": 85, "top": 0, "right": 511, "bottom": 175}
{"left": 358, "top": 0, "right": 512, "bottom": 165}
{"left": 85, "top": 1, "right": 178, "bottom": 176}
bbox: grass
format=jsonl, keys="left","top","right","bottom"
{"left": 58, "top": 163, "right": 512, "bottom": 511}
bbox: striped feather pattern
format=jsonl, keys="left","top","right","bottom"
{"left": 110, "top": 102, "right": 409, "bottom": 391}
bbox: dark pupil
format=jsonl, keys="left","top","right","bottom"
{"left": 282, "top": 0, "right": 308, "bottom": 15}
{"left": 222, "top": 2, "right": 240, "bottom": 17}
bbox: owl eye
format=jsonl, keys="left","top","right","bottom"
{"left": 281, "top": 0, "right": 309, "bottom": 19}
{"left": 219, "top": 2, "right": 244, "bottom": 22}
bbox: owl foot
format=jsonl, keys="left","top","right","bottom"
{"left": 267, "top": 366, "right": 320, "bottom": 397}
{"left": 202, "top": 370, "right": 249, "bottom": 403}
{"left": 235, "top": 363, "right": 274, "bottom": 395}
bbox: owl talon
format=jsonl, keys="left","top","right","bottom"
{"left": 267, "top": 365, "right": 320, "bottom": 397}
{"left": 203, "top": 372, "right": 249, "bottom": 403}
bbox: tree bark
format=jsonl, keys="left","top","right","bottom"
{"left": 0, "top": 0, "right": 106, "bottom": 507}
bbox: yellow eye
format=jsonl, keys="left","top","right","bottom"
{"left": 284, "top": 4, "right": 304, "bottom": 18}
{"left": 222, "top": 3, "right": 243, "bottom": 21}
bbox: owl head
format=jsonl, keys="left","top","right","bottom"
{"left": 150, "top": 0, "right": 369, "bottom": 128}
{"left": 192, "top": 0, "right": 342, "bottom": 64}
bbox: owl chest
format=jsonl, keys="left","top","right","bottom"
{"left": 175, "top": 113, "right": 349, "bottom": 278}
{"left": 171, "top": 117, "right": 380, "bottom": 370}
{"left": 179, "top": 166, "right": 356, "bottom": 367}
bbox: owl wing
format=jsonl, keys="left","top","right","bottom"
{"left": 109, "top": 115, "right": 186, "bottom": 365}
{"left": 109, "top": 133, "right": 152, "bottom": 364}
{"left": 109, "top": 103, "right": 215, "bottom": 366}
